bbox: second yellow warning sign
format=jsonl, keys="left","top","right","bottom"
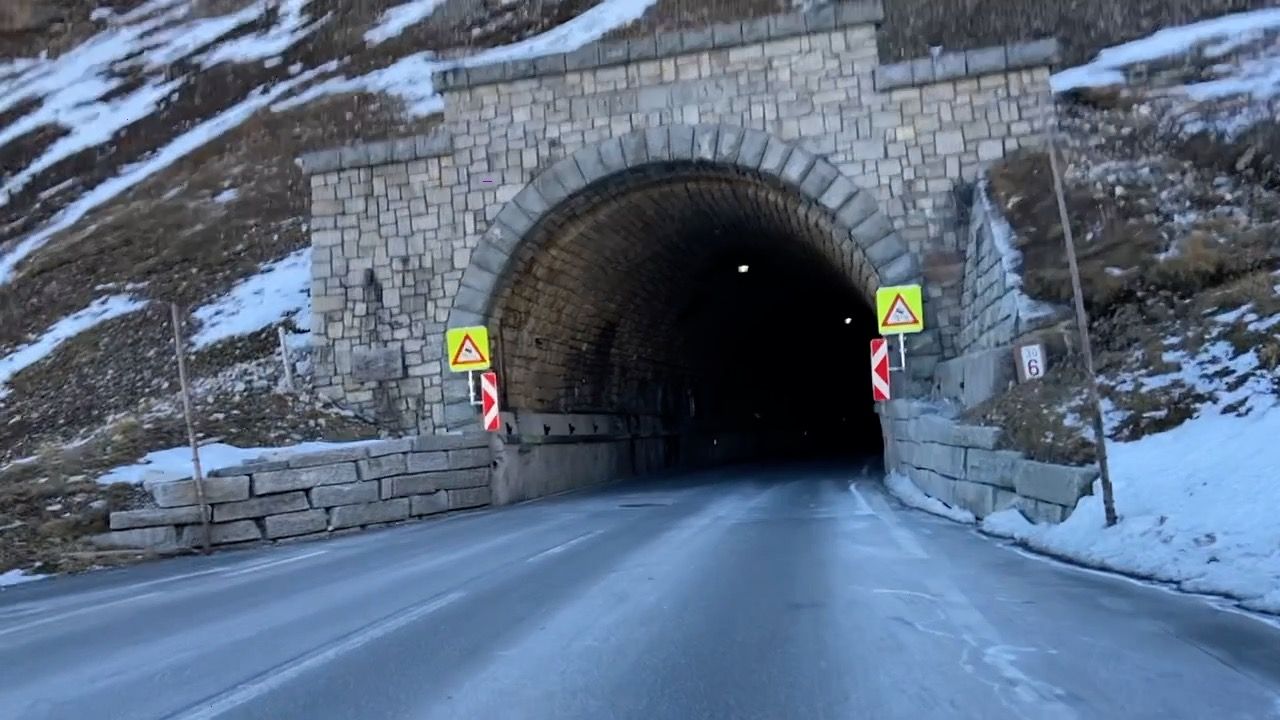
{"left": 446, "top": 326, "right": 491, "bottom": 372}
{"left": 876, "top": 285, "right": 924, "bottom": 335}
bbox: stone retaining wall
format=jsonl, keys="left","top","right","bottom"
{"left": 94, "top": 435, "right": 494, "bottom": 551}
{"left": 880, "top": 399, "right": 1095, "bottom": 523}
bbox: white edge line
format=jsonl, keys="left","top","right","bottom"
{"left": 525, "top": 530, "right": 602, "bottom": 562}
{"left": 220, "top": 550, "right": 328, "bottom": 578}
{"left": 170, "top": 590, "right": 467, "bottom": 720}
{"left": 0, "top": 591, "right": 162, "bottom": 639}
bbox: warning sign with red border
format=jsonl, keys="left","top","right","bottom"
{"left": 446, "top": 326, "right": 492, "bottom": 372}
{"left": 875, "top": 285, "right": 925, "bottom": 335}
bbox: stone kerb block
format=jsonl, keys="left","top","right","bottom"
{"left": 111, "top": 506, "right": 208, "bottom": 530}
{"left": 411, "top": 492, "right": 449, "bottom": 517}
{"left": 448, "top": 487, "right": 491, "bottom": 510}
{"left": 1013, "top": 460, "right": 1096, "bottom": 507}
{"left": 310, "top": 482, "right": 380, "bottom": 507}
{"left": 265, "top": 510, "right": 329, "bottom": 539}
{"left": 152, "top": 476, "right": 249, "bottom": 508}
{"left": 253, "top": 463, "right": 359, "bottom": 495}
{"left": 330, "top": 499, "right": 410, "bottom": 529}
{"left": 179, "top": 520, "right": 262, "bottom": 547}
{"left": 214, "top": 492, "right": 310, "bottom": 522}
{"left": 90, "top": 526, "right": 179, "bottom": 551}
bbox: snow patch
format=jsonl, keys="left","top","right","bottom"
{"left": 978, "top": 180, "right": 1060, "bottom": 322}
{"left": 365, "top": 0, "right": 446, "bottom": 45}
{"left": 276, "top": 0, "right": 658, "bottom": 116}
{"left": 0, "top": 63, "right": 331, "bottom": 285}
{"left": 983, "top": 406, "right": 1280, "bottom": 614}
{"left": 97, "top": 439, "right": 384, "bottom": 486}
{"left": 0, "top": 569, "right": 46, "bottom": 588}
{"left": 213, "top": 188, "right": 240, "bottom": 204}
{"left": 190, "top": 247, "right": 310, "bottom": 349}
{"left": 1051, "top": 8, "right": 1280, "bottom": 92}
{"left": 199, "top": 0, "right": 324, "bottom": 68}
{"left": 883, "top": 471, "right": 977, "bottom": 524}
{"left": 0, "top": 295, "right": 149, "bottom": 398}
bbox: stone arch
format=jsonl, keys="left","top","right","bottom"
{"left": 443, "top": 123, "right": 936, "bottom": 430}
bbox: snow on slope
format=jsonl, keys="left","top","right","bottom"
{"left": 277, "top": 0, "right": 661, "bottom": 115}
{"left": 0, "top": 295, "right": 148, "bottom": 399}
{"left": 1051, "top": 7, "right": 1280, "bottom": 93}
{"left": 190, "top": 247, "right": 311, "bottom": 349}
{"left": 97, "top": 438, "right": 385, "bottom": 486}
{"left": 983, "top": 404, "right": 1280, "bottom": 614}
{"left": 0, "top": 0, "right": 329, "bottom": 285}
{"left": 366, "top": 0, "right": 447, "bottom": 46}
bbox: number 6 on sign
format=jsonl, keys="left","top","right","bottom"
{"left": 1016, "top": 342, "right": 1047, "bottom": 383}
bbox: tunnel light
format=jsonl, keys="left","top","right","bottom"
{"left": 844, "top": 317, "right": 853, "bottom": 325}
{"left": 737, "top": 264, "right": 750, "bottom": 273}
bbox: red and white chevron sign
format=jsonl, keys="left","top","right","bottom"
{"left": 481, "top": 371, "right": 500, "bottom": 432}
{"left": 870, "top": 339, "right": 891, "bottom": 402}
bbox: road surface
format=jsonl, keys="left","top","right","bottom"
{"left": 2, "top": 464, "right": 1278, "bottom": 720}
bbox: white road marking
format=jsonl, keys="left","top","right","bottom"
{"left": 846, "top": 482, "right": 878, "bottom": 516}
{"left": 525, "top": 530, "right": 602, "bottom": 562}
{"left": 170, "top": 590, "right": 467, "bottom": 720}
{"left": 0, "top": 591, "right": 161, "bottom": 639}
{"left": 853, "top": 481, "right": 929, "bottom": 559}
{"left": 220, "top": 550, "right": 328, "bottom": 578}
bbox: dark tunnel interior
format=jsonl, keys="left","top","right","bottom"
{"left": 488, "top": 162, "right": 886, "bottom": 466}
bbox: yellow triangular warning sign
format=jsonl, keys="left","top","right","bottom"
{"left": 451, "top": 334, "right": 487, "bottom": 366}
{"left": 881, "top": 293, "right": 920, "bottom": 328}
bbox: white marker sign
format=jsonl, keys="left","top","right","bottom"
{"left": 1016, "top": 343, "right": 1047, "bottom": 382}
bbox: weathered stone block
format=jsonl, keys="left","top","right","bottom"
{"left": 287, "top": 447, "right": 370, "bottom": 468}
{"left": 89, "top": 526, "right": 178, "bottom": 550}
{"left": 411, "top": 491, "right": 449, "bottom": 517}
{"left": 382, "top": 474, "right": 436, "bottom": 499}
{"left": 407, "top": 451, "right": 449, "bottom": 473}
{"left": 951, "top": 424, "right": 1002, "bottom": 450}
{"left": 432, "top": 468, "right": 490, "bottom": 490}
{"left": 210, "top": 460, "right": 285, "bottom": 478}
{"left": 447, "top": 448, "right": 491, "bottom": 469}
{"left": 152, "top": 476, "right": 249, "bottom": 508}
{"left": 352, "top": 346, "right": 404, "bottom": 381}
{"left": 310, "top": 482, "right": 380, "bottom": 507}
{"left": 179, "top": 515, "right": 261, "bottom": 543}
{"left": 962, "top": 445, "right": 1024, "bottom": 489}
{"left": 411, "top": 433, "right": 489, "bottom": 452}
{"left": 265, "top": 510, "right": 329, "bottom": 539}
{"left": 330, "top": 499, "right": 410, "bottom": 529}
{"left": 447, "top": 487, "right": 491, "bottom": 510}
{"left": 111, "top": 506, "right": 208, "bottom": 530}
{"left": 914, "top": 442, "right": 966, "bottom": 478}
{"left": 357, "top": 453, "right": 407, "bottom": 480}
{"left": 254, "top": 463, "right": 358, "bottom": 494}
{"left": 214, "top": 492, "right": 310, "bottom": 522}
{"left": 911, "top": 415, "right": 958, "bottom": 445}
{"left": 1017, "top": 497, "right": 1067, "bottom": 524}
{"left": 1014, "top": 461, "right": 1096, "bottom": 507}
{"left": 365, "top": 438, "right": 414, "bottom": 457}
{"left": 179, "top": 520, "right": 262, "bottom": 547}
{"left": 951, "top": 480, "right": 997, "bottom": 517}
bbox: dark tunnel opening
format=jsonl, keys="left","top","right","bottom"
{"left": 489, "top": 162, "right": 886, "bottom": 468}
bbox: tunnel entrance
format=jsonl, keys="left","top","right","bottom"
{"left": 448, "top": 126, "right": 926, "bottom": 473}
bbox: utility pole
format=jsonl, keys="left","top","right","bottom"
{"left": 1046, "top": 111, "right": 1118, "bottom": 527}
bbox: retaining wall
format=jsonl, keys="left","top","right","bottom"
{"left": 95, "top": 434, "right": 494, "bottom": 551}
{"left": 880, "top": 399, "right": 1095, "bottom": 522}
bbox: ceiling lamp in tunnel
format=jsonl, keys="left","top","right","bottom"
{"left": 737, "top": 264, "right": 750, "bottom": 273}
{"left": 844, "top": 317, "right": 853, "bottom": 325}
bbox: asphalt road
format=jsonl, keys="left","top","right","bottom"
{"left": 3, "top": 464, "right": 1279, "bottom": 720}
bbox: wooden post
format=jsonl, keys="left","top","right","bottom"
{"left": 1046, "top": 115, "right": 1119, "bottom": 527}
{"left": 170, "top": 304, "right": 213, "bottom": 552}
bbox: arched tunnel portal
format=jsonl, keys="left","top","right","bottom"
{"left": 447, "top": 126, "right": 932, "bottom": 471}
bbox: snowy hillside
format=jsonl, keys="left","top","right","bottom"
{"left": 912, "top": 9, "right": 1280, "bottom": 616}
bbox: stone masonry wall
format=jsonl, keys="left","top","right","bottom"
{"left": 880, "top": 399, "right": 1095, "bottom": 523}
{"left": 93, "top": 434, "right": 493, "bottom": 551}
{"left": 298, "top": 0, "right": 1059, "bottom": 435}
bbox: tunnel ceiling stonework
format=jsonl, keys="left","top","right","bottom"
{"left": 298, "top": 0, "right": 1060, "bottom": 434}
